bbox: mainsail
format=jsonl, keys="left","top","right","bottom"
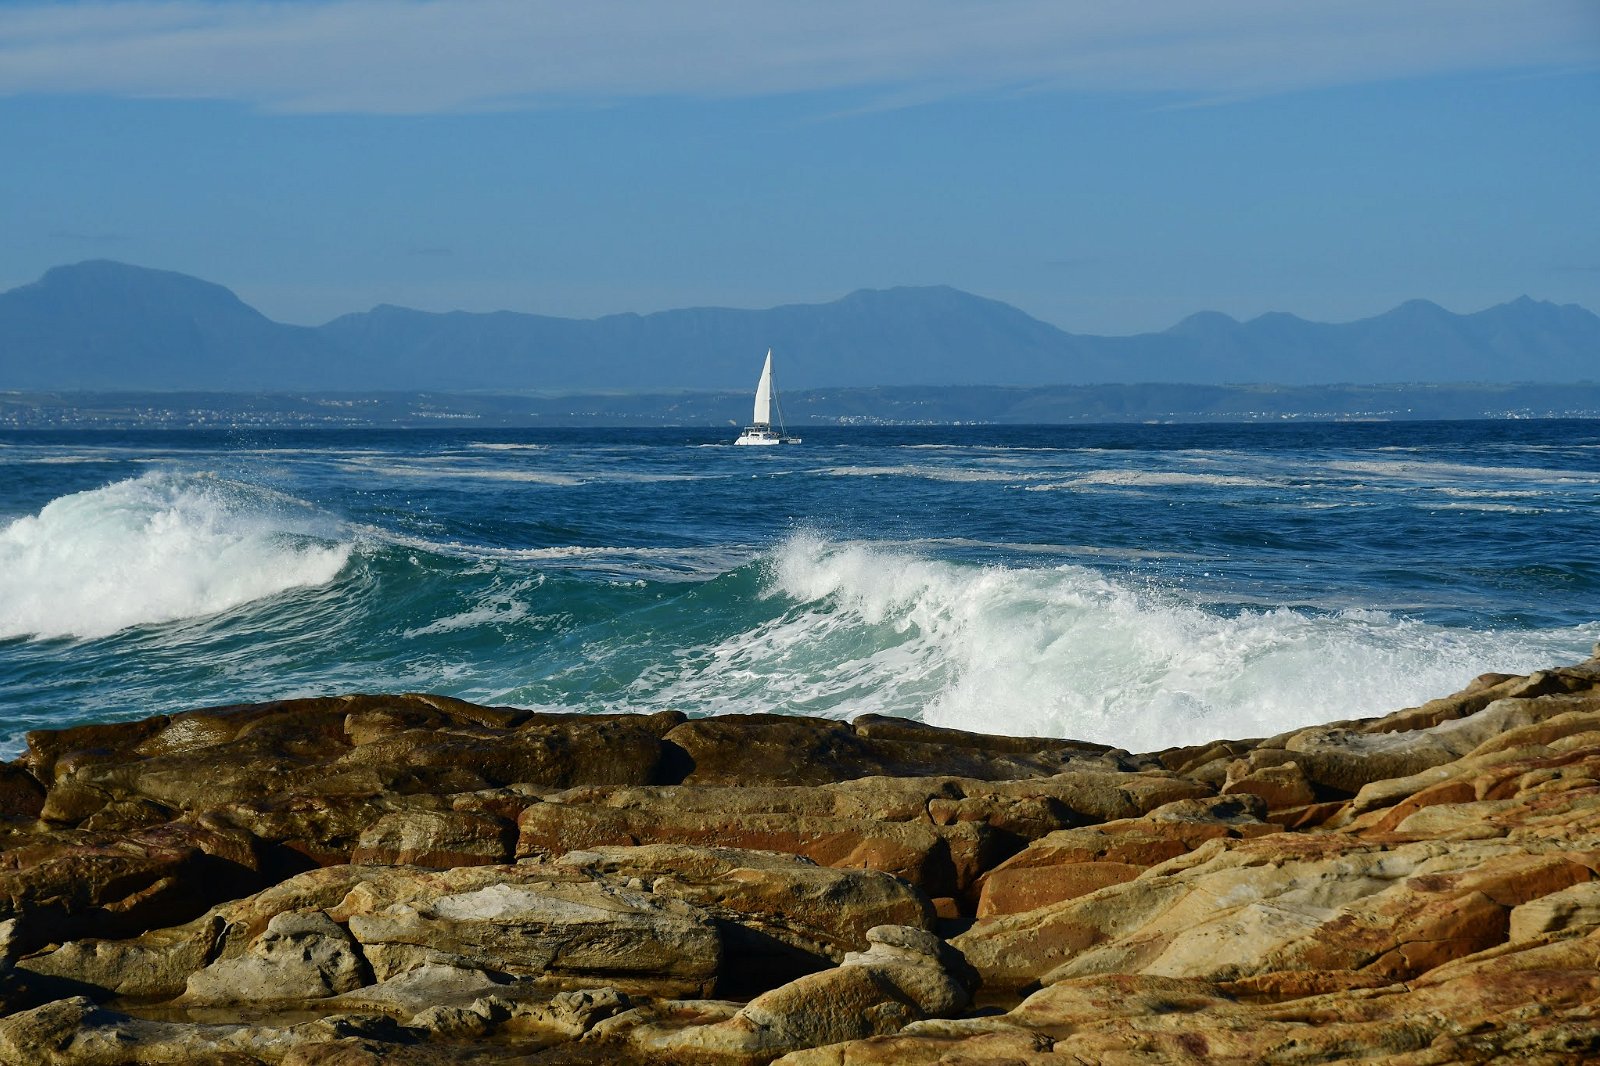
{"left": 753, "top": 350, "right": 774, "bottom": 426}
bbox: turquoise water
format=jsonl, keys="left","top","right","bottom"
{"left": 2, "top": 422, "right": 1596, "bottom": 757}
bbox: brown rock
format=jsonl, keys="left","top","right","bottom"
{"left": 346, "top": 879, "right": 721, "bottom": 996}
{"left": 517, "top": 803, "right": 1000, "bottom": 898}
{"left": 182, "top": 909, "right": 371, "bottom": 1004}
{"left": 552, "top": 844, "right": 932, "bottom": 992}
{"left": 976, "top": 861, "right": 1143, "bottom": 918}
{"left": 1221, "top": 760, "right": 1317, "bottom": 810}
{"left": 350, "top": 808, "right": 514, "bottom": 868}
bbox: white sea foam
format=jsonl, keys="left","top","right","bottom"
{"left": 821, "top": 465, "right": 1045, "bottom": 483}
{"left": 0, "top": 473, "right": 351, "bottom": 641}
{"left": 628, "top": 535, "right": 1591, "bottom": 751}
{"left": 1329, "top": 459, "right": 1600, "bottom": 484}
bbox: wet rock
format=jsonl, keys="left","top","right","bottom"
{"left": 0, "top": 766, "right": 45, "bottom": 822}
{"left": 0, "top": 818, "right": 263, "bottom": 951}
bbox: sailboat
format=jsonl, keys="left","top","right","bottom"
{"left": 734, "top": 349, "right": 802, "bottom": 446}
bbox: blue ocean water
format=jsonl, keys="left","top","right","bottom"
{"left": 2, "top": 422, "right": 1597, "bottom": 758}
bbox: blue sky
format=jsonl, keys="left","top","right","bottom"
{"left": 1, "top": 1, "right": 1597, "bottom": 333}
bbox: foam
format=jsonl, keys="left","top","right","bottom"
{"left": 624, "top": 535, "right": 1591, "bottom": 752}
{"left": 0, "top": 473, "right": 351, "bottom": 641}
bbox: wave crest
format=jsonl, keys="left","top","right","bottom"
{"left": 714, "top": 535, "right": 1586, "bottom": 750}
{"left": 0, "top": 473, "right": 351, "bottom": 641}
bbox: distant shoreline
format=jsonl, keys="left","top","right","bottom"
{"left": 5, "top": 382, "right": 1600, "bottom": 430}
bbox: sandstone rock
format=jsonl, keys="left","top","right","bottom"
{"left": 517, "top": 803, "right": 999, "bottom": 899}
{"left": 612, "top": 925, "right": 974, "bottom": 1064}
{"left": 553, "top": 844, "right": 932, "bottom": 992}
{"left": 661, "top": 713, "right": 1107, "bottom": 787}
{"left": 183, "top": 910, "right": 371, "bottom": 1004}
{"left": 0, "top": 765, "right": 45, "bottom": 822}
{"left": 1287, "top": 689, "right": 1600, "bottom": 795}
{"left": 971, "top": 794, "right": 1272, "bottom": 920}
{"left": 1221, "top": 759, "right": 1317, "bottom": 810}
{"left": 17, "top": 913, "right": 222, "bottom": 999}
{"left": 0, "top": 818, "right": 263, "bottom": 951}
{"left": 976, "top": 861, "right": 1143, "bottom": 918}
{"left": 350, "top": 808, "right": 514, "bottom": 867}
{"left": 0, "top": 995, "right": 410, "bottom": 1066}
{"left": 329, "top": 961, "right": 509, "bottom": 1017}
{"left": 347, "top": 879, "right": 721, "bottom": 996}
{"left": 1510, "top": 881, "right": 1600, "bottom": 942}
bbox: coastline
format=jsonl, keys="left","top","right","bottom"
{"left": 2, "top": 652, "right": 1599, "bottom": 1063}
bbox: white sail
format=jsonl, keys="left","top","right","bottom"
{"left": 753, "top": 350, "right": 773, "bottom": 426}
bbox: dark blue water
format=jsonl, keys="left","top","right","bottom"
{"left": 2, "top": 422, "right": 1596, "bottom": 756}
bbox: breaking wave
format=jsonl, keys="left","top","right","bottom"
{"left": 0, "top": 473, "right": 352, "bottom": 641}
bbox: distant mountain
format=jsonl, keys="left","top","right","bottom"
{"left": 1, "top": 260, "right": 1596, "bottom": 390}
{"left": 0, "top": 261, "right": 339, "bottom": 389}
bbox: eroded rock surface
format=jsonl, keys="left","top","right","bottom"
{"left": 2, "top": 654, "right": 1600, "bottom": 1063}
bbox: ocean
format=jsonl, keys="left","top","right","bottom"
{"left": 2, "top": 421, "right": 1597, "bottom": 760}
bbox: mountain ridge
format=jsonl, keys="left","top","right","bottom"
{"left": 2, "top": 260, "right": 1595, "bottom": 390}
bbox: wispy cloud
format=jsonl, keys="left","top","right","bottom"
{"left": 0, "top": 1, "right": 1594, "bottom": 114}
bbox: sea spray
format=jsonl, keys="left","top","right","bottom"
{"left": 0, "top": 471, "right": 351, "bottom": 641}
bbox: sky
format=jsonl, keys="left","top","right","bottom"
{"left": 1, "top": 0, "right": 1597, "bottom": 335}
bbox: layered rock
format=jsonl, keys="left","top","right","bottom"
{"left": 2, "top": 653, "right": 1600, "bottom": 1063}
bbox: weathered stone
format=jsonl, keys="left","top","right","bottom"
{"left": 552, "top": 844, "right": 931, "bottom": 991}
{"left": 976, "top": 861, "right": 1144, "bottom": 918}
{"left": 517, "top": 803, "right": 999, "bottom": 898}
{"left": 17, "top": 913, "right": 222, "bottom": 999}
{"left": 347, "top": 880, "right": 721, "bottom": 996}
{"left": 1510, "top": 881, "right": 1600, "bottom": 942}
{"left": 0, "top": 818, "right": 263, "bottom": 951}
{"left": 350, "top": 808, "right": 513, "bottom": 867}
{"left": 183, "top": 910, "right": 371, "bottom": 1004}
{"left": 0, "top": 765, "right": 45, "bottom": 822}
{"left": 611, "top": 925, "right": 974, "bottom": 1064}
{"left": 1221, "top": 759, "right": 1317, "bottom": 810}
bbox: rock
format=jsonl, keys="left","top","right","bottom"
{"left": 5, "top": 656, "right": 1600, "bottom": 1064}
{"left": 1220, "top": 759, "right": 1317, "bottom": 810}
{"left": 553, "top": 844, "right": 932, "bottom": 992}
{"left": 182, "top": 910, "right": 371, "bottom": 1004}
{"left": 16, "top": 913, "right": 222, "bottom": 999}
{"left": 347, "top": 880, "right": 721, "bottom": 996}
{"left": 970, "top": 794, "right": 1272, "bottom": 920}
{"left": 1510, "top": 881, "right": 1600, "bottom": 942}
{"left": 350, "top": 808, "right": 514, "bottom": 867}
{"left": 611, "top": 925, "right": 974, "bottom": 1063}
{"left": 517, "top": 802, "right": 1000, "bottom": 899}
{"left": 0, "top": 766, "right": 45, "bottom": 822}
{"left": 0, "top": 818, "right": 263, "bottom": 951}
{"left": 976, "top": 861, "right": 1144, "bottom": 918}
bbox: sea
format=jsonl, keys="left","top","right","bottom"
{"left": 2, "top": 421, "right": 1597, "bottom": 760}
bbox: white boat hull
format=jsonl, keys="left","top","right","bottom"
{"left": 734, "top": 427, "right": 799, "bottom": 446}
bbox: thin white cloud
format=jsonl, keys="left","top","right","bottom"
{"left": 0, "top": 0, "right": 1594, "bottom": 114}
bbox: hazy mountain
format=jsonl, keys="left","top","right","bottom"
{"left": 0, "top": 260, "right": 338, "bottom": 389}
{"left": 1, "top": 261, "right": 1595, "bottom": 390}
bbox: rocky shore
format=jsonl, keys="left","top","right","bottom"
{"left": 3, "top": 653, "right": 1600, "bottom": 1064}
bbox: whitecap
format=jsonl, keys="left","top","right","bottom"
{"left": 0, "top": 472, "right": 351, "bottom": 641}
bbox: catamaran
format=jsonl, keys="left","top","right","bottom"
{"left": 734, "top": 349, "right": 801, "bottom": 446}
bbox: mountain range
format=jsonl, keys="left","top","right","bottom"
{"left": 1, "top": 260, "right": 1596, "bottom": 391}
